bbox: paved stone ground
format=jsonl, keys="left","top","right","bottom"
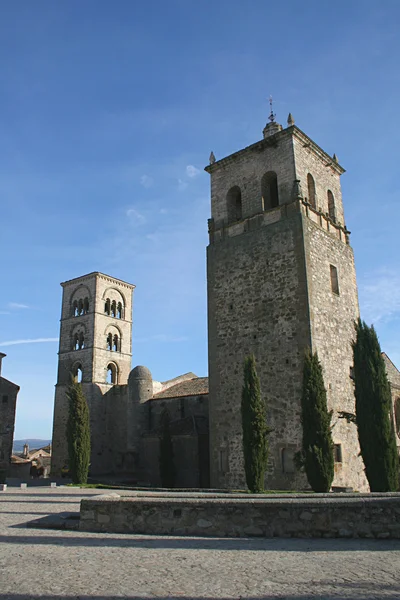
{"left": 0, "top": 487, "right": 400, "bottom": 600}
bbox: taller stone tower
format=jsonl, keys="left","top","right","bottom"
{"left": 206, "top": 113, "right": 367, "bottom": 491}
{"left": 51, "top": 272, "right": 135, "bottom": 475}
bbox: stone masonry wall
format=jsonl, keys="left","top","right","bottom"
{"left": 208, "top": 206, "right": 310, "bottom": 491}
{"left": 0, "top": 377, "right": 18, "bottom": 475}
{"left": 303, "top": 215, "right": 368, "bottom": 491}
{"left": 51, "top": 272, "right": 134, "bottom": 476}
{"left": 80, "top": 492, "right": 400, "bottom": 539}
{"left": 207, "top": 122, "right": 366, "bottom": 492}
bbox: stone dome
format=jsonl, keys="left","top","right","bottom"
{"left": 129, "top": 365, "right": 152, "bottom": 381}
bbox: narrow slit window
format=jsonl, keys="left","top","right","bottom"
{"left": 334, "top": 444, "right": 343, "bottom": 463}
{"left": 330, "top": 265, "right": 339, "bottom": 295}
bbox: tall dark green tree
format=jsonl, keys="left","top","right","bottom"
{"left": 159, "top": 408, "right": 176, "bottom": 488}
{"left": 353, "top": 318, "right": 398, "bottom": 491}
{"left": 299, "top": 349, "right": 334, "bottom": 492}
{"left": 66, "top": 379, "right": 91, "bottom": 484}
{"left": 241, "top": 354, "right": 270, "bottom": 493}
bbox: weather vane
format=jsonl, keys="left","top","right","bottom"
{"left": 268, "top": 95, "right": 276, "bottom": 123}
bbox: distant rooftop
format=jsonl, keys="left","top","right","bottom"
{"left": 153, "top": 377, "right": 209, "bottom": 399}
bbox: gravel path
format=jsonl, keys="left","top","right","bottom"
{"left": 0, "top": 487, "right": 400, "bottom": 600}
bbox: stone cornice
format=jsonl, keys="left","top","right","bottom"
{"left": 204, "top": 125, "right": 345, "bottom": 175}
{"left": 61, "top": 272, "right": 135, "bottom": 290}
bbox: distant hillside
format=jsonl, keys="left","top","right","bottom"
{"left": 13, "top": 439, "right": 51, "bottom": 453}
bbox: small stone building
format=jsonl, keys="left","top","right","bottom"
{"left": 0, "top": 353, "right": 19, "bottom": 477}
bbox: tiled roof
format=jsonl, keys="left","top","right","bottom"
{"left": 153, "top": 377, "right": 209, "bottom": 399}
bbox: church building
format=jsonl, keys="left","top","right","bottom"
{"left": 51, "top": 110, "right": 400, "bottom": 491}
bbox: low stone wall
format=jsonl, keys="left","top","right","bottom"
{"left": 80, "top": 491, "right": 400, "bottom": 538}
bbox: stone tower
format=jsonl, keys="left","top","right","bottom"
{"left": 51, "top": 272, "right": 135, "bottom": 475}
{"left": 206, "top": 113, "right": 367, "bottom": 491}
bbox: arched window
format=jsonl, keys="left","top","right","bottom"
{"left": 73, "top": 301, "right": 79, "bottom": 317}
{"left": 79, "top": 332, "right": 85, "bottom": 349}
{"left": 106, "top": 363, "right": 118, "bottom": 385}
{"left": 106, "top": 333, "right": 112, "bottom": 351}
{"left": 73, "top": 333, "right": 80, "bottom": 351}
{"left": 83, "top": 297, "right": 89, "bottom": 314}
{"left": 261, "top": 172, "right": 279, "bottom": 210}
{"left": 104, "top": 299, "right": 110, "bottom": 315}
{"left": 78, "top": 299, "right": 83, "bottom": 316}
{"left": 112, "top": 334, "right": 119, "bottom": 352}
{"left": 394, "top": 398, "right": 400, "bottom": 437}
{"left": 117, "top": 302, "right": 123, "bottom": 319}
{"left": 72, "top": 364, "right": 83, "bottom": 383}
{"left": 226, "top": 186, "right": 242, "bottom": 223}
{"left": 111, "top": 300, "right": 117, "bottom": 318}
{"left": 307, "top": 173, "right": 316, "bottom": 209}
{"left": 328, "top": 190, "right": 336, "bottom": 221}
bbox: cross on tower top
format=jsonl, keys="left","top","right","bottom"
{"left": 268, "top": 95, "right": 276, "bottom": 123}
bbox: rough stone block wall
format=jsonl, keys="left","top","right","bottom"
{"left": 51, "top": 272, "right": 134, "bottom": 476}
{"left": 148, "top": 394, "right": 208, "bottom": 430}
{"left": 209, "top": 131, "right": 296, "bottom": 229}
{"left": 293, "top": 135, "right": 344, "bottom": 225}
{"left": 208, "top": 209, "right": 310, "bottom": 490}
{"left": 0, "top": 377, "right": 18, "bottom": 474}
{"left": 207, "top": 123, "right": 367, "bottom": 493}
{"left": 303, "top": 215, "right": 368, "bottom": 491}
{"left": 80, "top": 492, "right": 400, "bottom": 539}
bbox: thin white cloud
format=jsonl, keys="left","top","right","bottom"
{"left": 0, "top": 338, "right": 59, "bottom": 347}
{"left": 8, "top": 303, "right": 29, "bottom": 309}
{"left": 140, "top": 174, "right": 153, "bottom": 188}
{"left": 186, "top": 165, "right": 200, "bottom": 178}
{"left": 359, "top": 269, "right": 400, "bottom": 324}
{"left": 178, "top": 179, "right": 188, "bottom": 191}
{"left": 126, "top": 208, "right": 146, "bottom": 225}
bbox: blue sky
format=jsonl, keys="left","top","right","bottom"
{"left": 1, "top": 1, "right": 399, "bottom": 439}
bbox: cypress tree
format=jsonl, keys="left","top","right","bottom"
{"left": 66, "top": 379, "right": 91, "bottom": 484}
{"left": 300, "top": 349, "right": 334, "bottom": 492}
{"left": 241, "top": 354, "right": 270, "bottom": 493}
{"left": 353, "top": 318, "right": 398, "bottom": 491}
{"left": 159, "top": 408, "right": 176, "bottom": 488}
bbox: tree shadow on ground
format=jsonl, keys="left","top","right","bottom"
{"left": 0, "top": 532, "right": 399, "bottom": 552}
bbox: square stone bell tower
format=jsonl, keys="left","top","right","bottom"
{"left": 206, "top": 111, "right": 368, "bottom": 492}
{"left": 51, "top": 272, "right": 134, "bottom": 475}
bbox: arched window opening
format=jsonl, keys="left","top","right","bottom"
{"left": 83, "top": 297, "right": 89, "bottom": 314}
{"left": 307, "top": 173, "right": 316, "bottom": 209}
{"left": 261, "top": 172, "right": 279, "bottom": 210}
{"left": 112, "top": 334, "right": 119, "bottom": 352}
{"left": 111, "top": 300, "right": 117, "bottom": 318}
{"left": 328, "top": 190, "right": 336, "bottom": 221}
{"left": 72, "top": 364, "right": 83, "bottom": 383}
{"left": 79, "top": 332, "right": 85, "bottom": 349}
{"left": 73, "top": 333, "right": 80, "bottom": 351}
{"left": 106, "top": 363, "right": 118, "bottom": 385}
{"left": 78, "top": 299, "right": 83, "bottom": 316}
{"left": 106, "top": 333, "right": 112, "bottom": 351}
{"left": 117, "top": 302, "right": 123, "bottom": 319}
{"left": 394, "top": 398, "right": 400, "bottom": 437}
{"left": 73, "top": 300, "right": 79, "bottom": 317}
{"left": 104, "top": 298, "right": 111, "bottom": 315}
{"left": 226, "top": 186, "right": 242, "bottom": 223}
